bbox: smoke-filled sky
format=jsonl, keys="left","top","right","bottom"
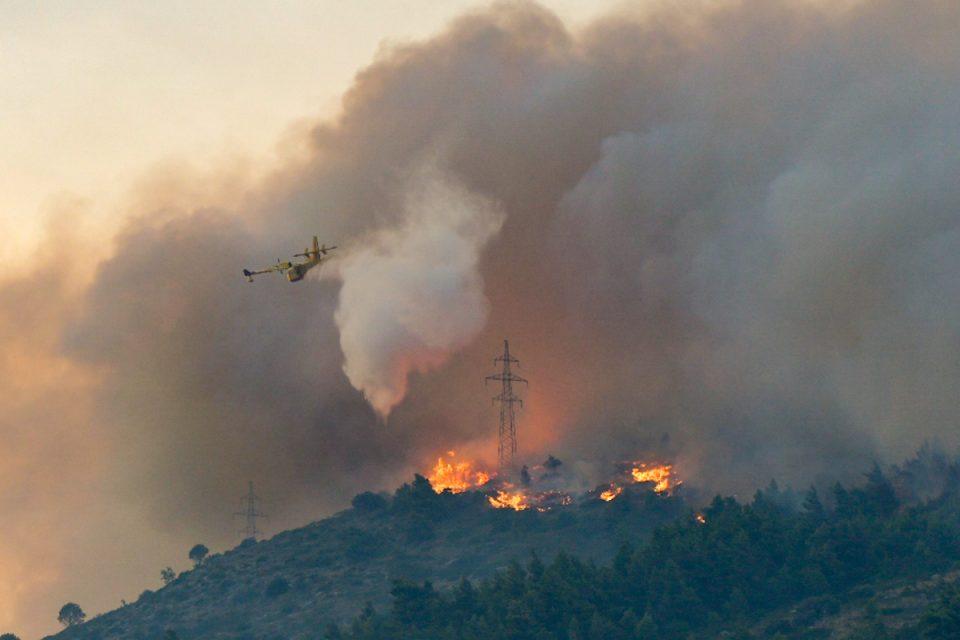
{"left": 4, "top": 0, "right": 960, "bottom": 636}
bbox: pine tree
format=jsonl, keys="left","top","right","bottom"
{"left": 802, "top": 487, "right": 826, "bottom": 522}
{"left": 634, "top": 612, "right": 658, "bottom": 639}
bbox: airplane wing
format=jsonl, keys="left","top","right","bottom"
{"left": 294, "top": 242, "right": 337, "bottom": 258}
{"left": 242, "top": 261, "right": 292, "bottom": 282}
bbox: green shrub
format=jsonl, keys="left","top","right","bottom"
{"left": 265, "top": 576, "right": 290, "bottom": 598}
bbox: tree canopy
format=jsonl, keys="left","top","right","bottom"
{"left": 188, "top": 543, "right": 209, "bottom": 567}
{"left": 58, "top": 602, "right": 86, "bottom": 627}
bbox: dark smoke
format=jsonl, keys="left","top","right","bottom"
{"left": 4, "top": 0, "right": 960, "bottom": 628}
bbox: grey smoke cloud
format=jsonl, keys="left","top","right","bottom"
{"left": 3, "top": 0, "right": 960, "bottom": 635}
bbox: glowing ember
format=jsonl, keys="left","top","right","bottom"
{"left": 427, "top": 452, "right": 492, "bottom": 493}
{"left": 488, "top": 490, "right": 530, "bottom": 511}
{"left": 631, "top": 463, "right": 675, "bottom": 493}
{"left": 599, "top": 484, "right": 623, "bottom": 502}
{"left": 536, "top": 490, "right": 574, "bottom": 509}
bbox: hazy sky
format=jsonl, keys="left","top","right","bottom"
{"left": 0, "top": 0, "right": 620, "bottom": 263}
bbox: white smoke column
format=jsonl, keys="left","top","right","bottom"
{"left": 332, "top": 170, "right": 504, "bottom": 418}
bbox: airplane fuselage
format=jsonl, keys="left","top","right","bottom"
{"left": 286, "top": 260, "right": 317, "bottom": 282}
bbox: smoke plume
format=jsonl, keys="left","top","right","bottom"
{"left": 333, "top": 169, "right": 504, "bottom": 417}
{"left": 3, "top": 0, "right": 960, "bottom": 635}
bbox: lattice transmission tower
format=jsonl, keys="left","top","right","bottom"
{"left": 234, "top": 481, "right": 266, "bottom": 541}
{"left": 486, "top": 339, "right": 528, "bottom": 471}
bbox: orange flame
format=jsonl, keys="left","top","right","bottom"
{"left": 427, "top": 452, "right": 491, "bottom": 493}
{"left": 599, "top": 484, "right": 623, "bottom": 502}
{"left": 488, "top": 490, "right": 530, "bottom": 511}
{"left": 630, "top": 463, "right": 675, "bottom": 493}
{"left": 487, "top": 488, "right": 572, "bottom": 511}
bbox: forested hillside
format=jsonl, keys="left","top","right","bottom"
{"left": 46, "top": 447, "right": 960, "bottom": 640}
{"left": 47, "top": 473, "right": 686, "bottom": 640}
{"left": 332, "top": 451, "right": 960, "bottom": 639}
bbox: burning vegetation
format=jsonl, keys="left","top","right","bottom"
{"left": 631, "top": 463, "right": 676, "bottom": 493}
{"left": 426, "top": 451, "right": 576, "bottom": 512}
{"left": 487, "top": 489, "right": 530, "bottom": 511}
{"left": 426, "top": 452, "right": 492, "bottom": 493}
{"left": 424, "top": 452, "right": 679, "bottom": 511}
{"left": 599, "top": 484, "right": 623, "bottom": 502}
{"left": 487, "top": 488, "right": 574, "bottom": 512}
{"left": 590, "top": 461, "right": 679, "bottom": 504}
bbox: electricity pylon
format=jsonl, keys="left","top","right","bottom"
{"left": 234, "top": 481, "right": 266, "bottom": 541}
{"left": 486, "top": 339, "right": 528, "bottom": 471}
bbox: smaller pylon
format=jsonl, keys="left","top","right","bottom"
{"left": 234, "top": 481, "right": 266, "bottom": 541}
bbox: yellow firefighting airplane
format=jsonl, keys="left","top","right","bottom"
{"left": 243, "top": 236, "right": 336, "bottom": 282}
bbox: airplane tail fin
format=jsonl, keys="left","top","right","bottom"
{"left": 312, "top": 235, "right": 320, "bottom": 255}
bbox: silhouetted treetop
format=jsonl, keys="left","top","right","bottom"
{"left": 58, "top": 602, "right": 86, "bottom": 627}
{"left": 188, "top": 543, "right": 209, "bottom": 567}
